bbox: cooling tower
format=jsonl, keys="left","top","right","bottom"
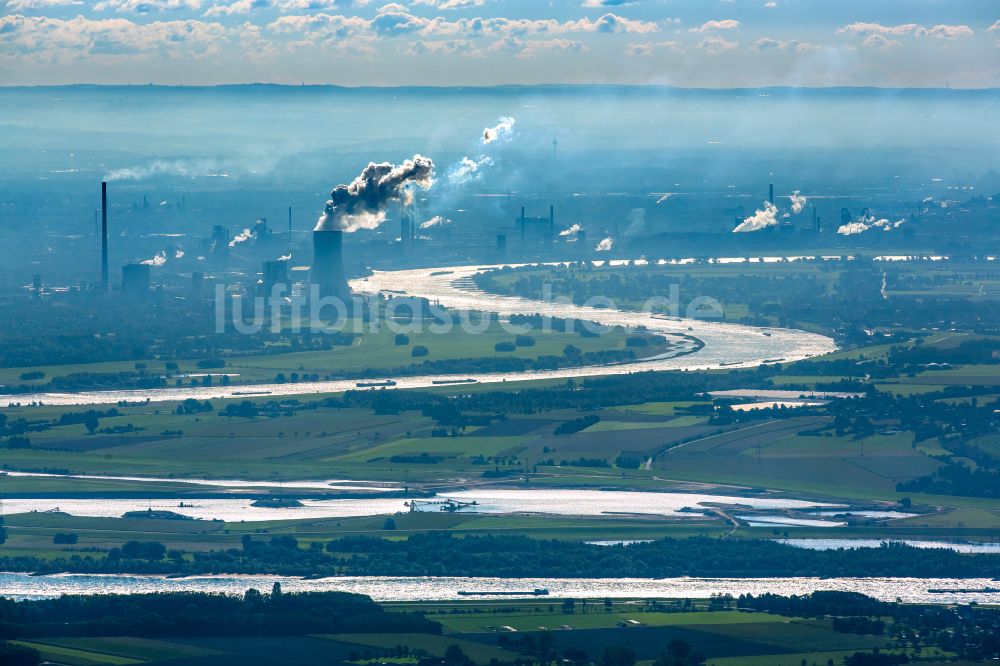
{"left": 312, "top": 229, "right": 349, "bottom": 299}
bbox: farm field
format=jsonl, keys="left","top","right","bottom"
{"left": 7, "top": 603, "right": 938, "bottom": 666}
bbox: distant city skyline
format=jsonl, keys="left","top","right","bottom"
{"left": 1, "top": 0, "right": 998, "bottom": 87}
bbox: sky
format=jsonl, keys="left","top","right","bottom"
{"left": 1, "top": 0, "right": 998, "bottom": 87}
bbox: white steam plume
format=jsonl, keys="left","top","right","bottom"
{"left": 141, "top": 251, "right": 167, "bottom": 266}
{"left": 733, "top": 201, "right": 779, "bottom": 233}
{"left": 482, "top": 116, "right": 516, "bottom": 145}
{"left": 447, "top": 155, "right": 494, "bottom": 186}
{"left": 420, "top": 215, "right": 451, "bottom": 229}
{"left": 789, "top": 191, "right": 807, "bottom": 215}
{"left": 559, "top": 223, "right": 582, "bottom": 237}
{"left": 624, "top": 208, "right": 646, "bottom": 237}
{"left": 837, "top": 214, "right": 905, "bottom": 235}
{"left": 105, "top": 159, "right": 235, "bottom": 182}
{"left": 174, "top": 248, "right": 185, "bottom": 259}
{"left": 277, "top": 254, "right": 292, "bottom": 261}
{"left": 229, "top": 228, "right": 253, "bottom": 247}
{"left": 316, "top": 155, "right": 435, "bottom": 233}
{"left": 595, "top": 237, "right": 614, "bottom": 252}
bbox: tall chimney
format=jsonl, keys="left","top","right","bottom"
{"left": 312, "top": 229, "right": 349, "bottom": 299}
{"left": 101, "top": 181, "right": 109, "bottom": 290}
{"left": 768, "top": 183, "right": 774, "bottom": 205}
{"left": 548, "top": 205, "right": 554, "bottom": 246}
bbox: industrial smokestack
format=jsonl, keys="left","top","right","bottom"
{"left": 549, "top": 205, "right": 555, "bottom": 246}
{"left": 312, "top": 229, "right": 349, "bottom": 299}
{"left": 101, "top": 181, "right": 109, "bottom": 290}
{"left": 768, "top": 183, "right": 774, "bottom": 205}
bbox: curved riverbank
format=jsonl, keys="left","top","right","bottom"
{"left": 1, "top": 262, "right": 835, "bottom": 407}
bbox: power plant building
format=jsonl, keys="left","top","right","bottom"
{"left": 311, "top": 229, "right": 349, "bottom": 299}
{"left": 122, "top": 263, "right": 150, "bottom": 294}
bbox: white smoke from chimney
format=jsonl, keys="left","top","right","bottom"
{"left": 789, "top": 191, "right": 807, "bottom": 215}
{"left": 420, "top": 215, "right": 451, "bottom": 229}
{"left": 229, "top": 228, "right": 253, "bottom": 247}
{"left": 447, "top": 155, "right": 494, "bottom": 186}
{"left": 559, "top": 223, "right": 582, "bottom": 237}
{"left": 174, "top": 248, "right": 185, "bottom": 259}
{"left": 624, "top": 208, "right": 646, "bottom": 237}
{"left": 482, "top": 116, "right": 516, "bottom": 145}
{"left": 837, "top": 214, "right": 905, "bottom": 235}
{"left": 277, "top": 254, "right": 292, "bottom": 261}
{"left": 733, "top": 201, "right": 779, "bottom": 233}
{"left": 315, "top": 154, "right": 435, "bottom": 233}
{"left": 141, "top": 251, "right": 167, "bottom": 266}
{"left": 104, "top": 158, "right": 237, "bottom": 182}
{"left": 595, "top": 237, "right": 614, "bottom": 252}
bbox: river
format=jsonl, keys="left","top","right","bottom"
{"left": 0, "top": 487, "right": 838, "bottom": 522}
{"left": 1, "top": 261, "right": 835, "bottom": 407}
{"left": 2, "top": 572, "right": 997, "bottom": 604}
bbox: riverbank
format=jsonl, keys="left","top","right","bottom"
{"left": 1, "top": 262, "right": 833, "bottom": 407}
{"left": 3, "top": 571, "right": 1000, "bottom": 605}
{"left": 3, "top": 535, "right": 1000, "bottom": 584}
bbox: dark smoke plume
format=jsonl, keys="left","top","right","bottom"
{"left": 315, "top": 155, "right": 435, "bottom": 233}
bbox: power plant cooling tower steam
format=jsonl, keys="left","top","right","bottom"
{"left": 312, "top": 229, "right": 349, "bottom": 299}
{"left": 312, "top": 155, "right": 435, "bottom": 299}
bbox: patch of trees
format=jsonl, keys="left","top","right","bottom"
{"left": 109, "top": 541, "right": 167, "bottom": 561}
{"left": 8, "top": 534, "right": 1000, "bottom": 581}
{"left": 0, "top": 642, "right": 39, "bottom": 666}
{"left": 898, "top": 459, "right": 1000, "bottom": 498}
{"left": 219, "top": 401, "right": 259, "bottom": 418}
{"left": 559, "top": 457, "right": 610, "bottom": 468}
{"left": 614, "top": 453, "right": 645, "bottom": 469}
{"left": 739, "top": 591, "right": 1000, "bottom": 663}
{"left": 390, "top": 453, "right": 444, "bottom": 464}
{"left": 890, "top": 338, "right": 1000, "bottom": 366}
{"left": 175, "top": 398, "right": 214, "bottom": 414}
{"left": 553, "top": 414, "right": 600, "bottom": 435}
{"left": 0, "top": 587, "right": 439, "bottom": 640}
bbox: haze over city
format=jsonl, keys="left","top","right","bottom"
{"left": 2, "top": 2, "right": 1000, "bottom": 666}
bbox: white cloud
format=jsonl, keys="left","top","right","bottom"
{"left": 625, "top": 42, "right": 652, "bottom": 56}
{"left": 4, "top": 0, "right": 82, "bottom": 9}
{"left": 406, "top": 38, "right": 482, "bottom": 56}
{"left": 924, "top": 24, "right": 973, "bottom": 40}
{"left": 204, "top": 0, "right": 269, "bottom": 16}
{"left": 838, "top": 22, "right": 973, "bottom": 40}
{"left": 698, "top": 35, "right": 737, "bottom": 53}
{"left": 0, "top": 13, "right": 227, "bottom": 60}
{"left": 413, "top": 0, "right": 484, "bottom": 9}
{"left": 862, "top": 33, "right": 900, "bottom": 50}
{"left": 267, "top": 10, "right": 656, "bottom": 41}
{"left": 490, "top": 36, "right": 588, "bottom": 58}
{"left": 625, "top": 39, "right": 682, "bottom": 56}
{"left": 690, "top": 19, "right": 739, "bottom": 33}
{"left": 93, "top": 0, "right": 201, "bottom": 11}
{"left": 754, "top": 37, "right": 814, "bottom": 52}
